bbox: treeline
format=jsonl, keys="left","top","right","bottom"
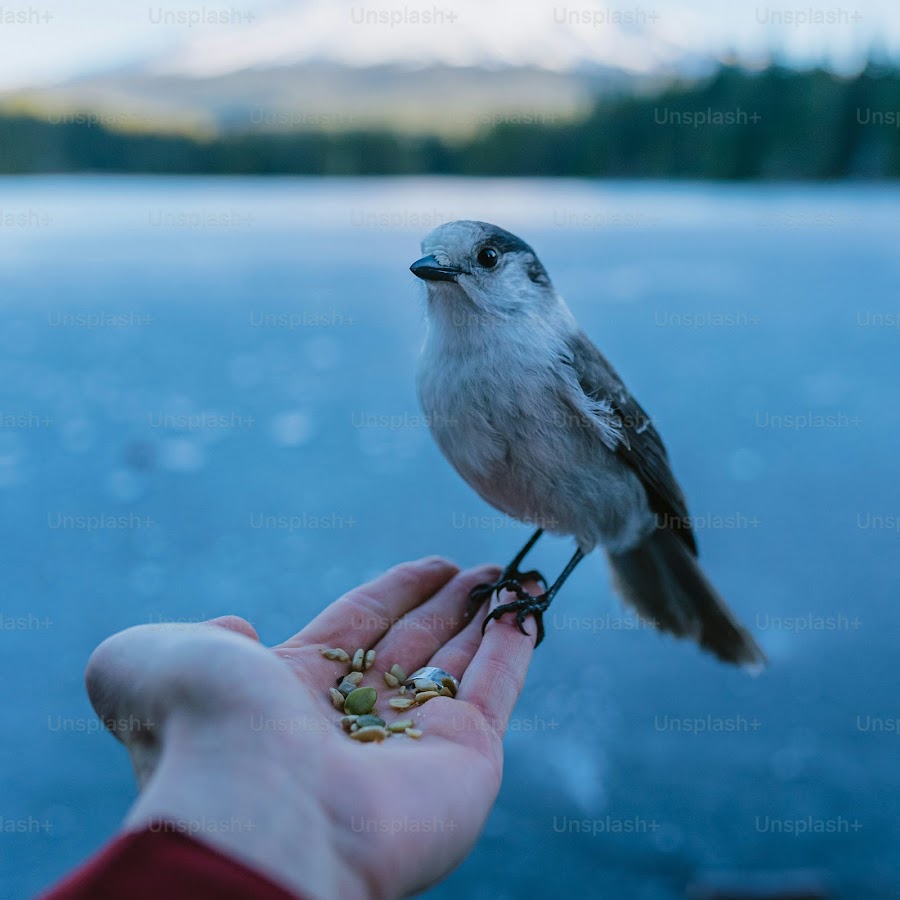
{"left": 1, "top": 63, "right": 898, "bottom": 178}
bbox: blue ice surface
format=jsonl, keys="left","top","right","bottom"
{"left": 0, "top": 177, "right": 897, "bottom": 900}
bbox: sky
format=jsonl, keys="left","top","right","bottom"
{"left": 0, "top": 0, "right": 898, "bottom": 89}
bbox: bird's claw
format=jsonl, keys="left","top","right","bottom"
{"left": 480, "top": 587, "right": 551, "bottom": 648}
{"left": 466, "top": 569, "right": 547, "bottom": 619}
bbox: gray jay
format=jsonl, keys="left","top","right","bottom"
{"left": 410, "top": 220, "right": 764, "bottom": 668}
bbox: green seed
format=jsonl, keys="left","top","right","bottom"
{"left": 389, "top": 719, "right": 414, "bottom": 732}
{"left": 344, "top": 687, "right": 377, "bottom": 715}
{"left": 337, "top": 679, "right": 358, "bottom": 697}
{"left": 356, "top": 714, "right": 386, "bottom": 728}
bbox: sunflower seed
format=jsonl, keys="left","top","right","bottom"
{"left": 439, "top": 686, "right": 454, "bottom": 697}
{"left": 389, "top": 719, "right": 414, "bottom": 732}
{"left": 415, "top": 690, "right": 440, "bottom": 704}
{"left": 441, "top": 676, "right": 458, "bottom": 696}
{"left": 364, "top": 650, "right": 376, "bottom": 670}
{"left": 356, "top": 714, "right": 386, "bottom": 728}
{"left": 337, "top": 679, "right": 358, "bottom": 697}
{"left": 351, "top": 648, "right": 365, "bottom": 672}
{"left": 405, "top": 728, "right": 423, "bottom": 739}
{"left": 413, "top": 679, "right": 440, "bottom": 693}
{"left": 345, "top": 671, "right": 364, "bottom": 685}
{"left": 390, "top": 664, "right": 407, "bottom": 683}
{"left": 344, "top": 686, "right": 377, "bottom": 715}
{"left": 329, "top": 687, "right": 346, "bottom": 710}
{"left": 384, "top": 672, "right": 399, "bottom": 688}
{"left": 320, "top": 648, "right": 351, "bottom": 662}
{"left": 389, "top": 698, "right": 413, "bottom": 710}
{"left": 340, "top": 715, "right": 358, "bottom": 731}
{"left": 350, "top": 725, "right": 389, "bottom": 742}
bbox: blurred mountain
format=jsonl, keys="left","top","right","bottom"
{"left": 0, "top": 61, "right": 648, "bottom": 137}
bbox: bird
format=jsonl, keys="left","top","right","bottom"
{"left": 410, "top": 220, "right": 764, "bottom": 668}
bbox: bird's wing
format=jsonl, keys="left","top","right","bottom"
{"left": 562, "top": 329, "right": 697, "bottom": 555}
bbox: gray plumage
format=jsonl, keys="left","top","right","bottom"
{"left": 412, "top": 220, "right": 764, "bottom": 667}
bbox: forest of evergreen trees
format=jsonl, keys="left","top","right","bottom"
{"left": 1, "top": 63, "right": 898, "bottom": 178}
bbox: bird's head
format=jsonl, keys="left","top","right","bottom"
{"left": 410, "top": 220, "right": 556, "bottom": 324}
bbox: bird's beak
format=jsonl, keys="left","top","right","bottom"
{"left": 410, "top": 255, "right": 462, "bottom": 283}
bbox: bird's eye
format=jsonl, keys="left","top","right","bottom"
{"left": 477, "top": 247, "right": 499, "bottom": 269}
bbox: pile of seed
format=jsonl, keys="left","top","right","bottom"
{"left": 320, "top": 647, "right": 458, "bottom": 742}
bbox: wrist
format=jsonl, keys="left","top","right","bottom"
{"left": 123, "top": 709, "right": 373, "bottom": 900}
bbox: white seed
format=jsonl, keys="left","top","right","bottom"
{"left": 389, "top": 698, "right": 413, "bottom": 710}
{"left": 329, "top": 688, "right": 345, "bottom": 710}
{"left": 320, "top": 648, "right": 350, "bottom": 663}
{"left": 389, "top": 719, "right": 414, "bottom": 733}
{"left": 351, "top": 648, "right": 365, "bottom": 672}
{"left": 415, "top": 690, "right": 440, "bottom": 704}
{"left": 384, "top": 672, "right": 399, "bottom": 688}
{"left": 345, "top": 671, "right": 364, "bottom": 685}
{"left": 390, "top": 664, "right": 407, "bottom": 683}
{"left": 364, "top": 649, "right": 376, "bottom": 671}
{"left": 405, "top": 728, "right": 423, "bottom": 739}
{"left": 413, "top": 679, "right": 439, "bottom": 693}
{"left": 350, "top": 725, "right": 389, "bottom": 742}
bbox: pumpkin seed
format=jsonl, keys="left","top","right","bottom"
{"left": 356, "top": 714, "right": 386, "bottom": 728}
{"left": 344, "top": 686, "right": 377, "bottom": 715}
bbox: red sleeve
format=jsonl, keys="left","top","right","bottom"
{"left": 39, "top": 823, "right": 302, "bottom": 900}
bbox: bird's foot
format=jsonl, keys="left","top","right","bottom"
{"left": 480, "top": 583, "right": 553, "bottom": 648}
{"left": 466, "top": 569, "right": 547, "bottom": 619}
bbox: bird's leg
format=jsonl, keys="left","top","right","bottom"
{"left": 482, "top": 547, "right": 586, "bottom": 647}
{"left": 467, "top": 528, "right": 546, "bottom": 617}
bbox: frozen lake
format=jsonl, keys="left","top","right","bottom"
{"left": 0, "top": 177, "right": 898, "bottom": 899}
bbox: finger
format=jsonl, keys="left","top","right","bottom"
{"left": 455, "top": 582, "right": 539, "bottom": 733}
{"left": 286, "top": 556, "right": 459, "bottom": 652}
{"left": 205, "top": 616, "right": 260, "bottom": 642}
{"left": 372, "top": 564, "right": 501, "bottom": 678}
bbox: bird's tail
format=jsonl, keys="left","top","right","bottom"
{"left": 606, "top": 527, "right": 765, "bottom": 669}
